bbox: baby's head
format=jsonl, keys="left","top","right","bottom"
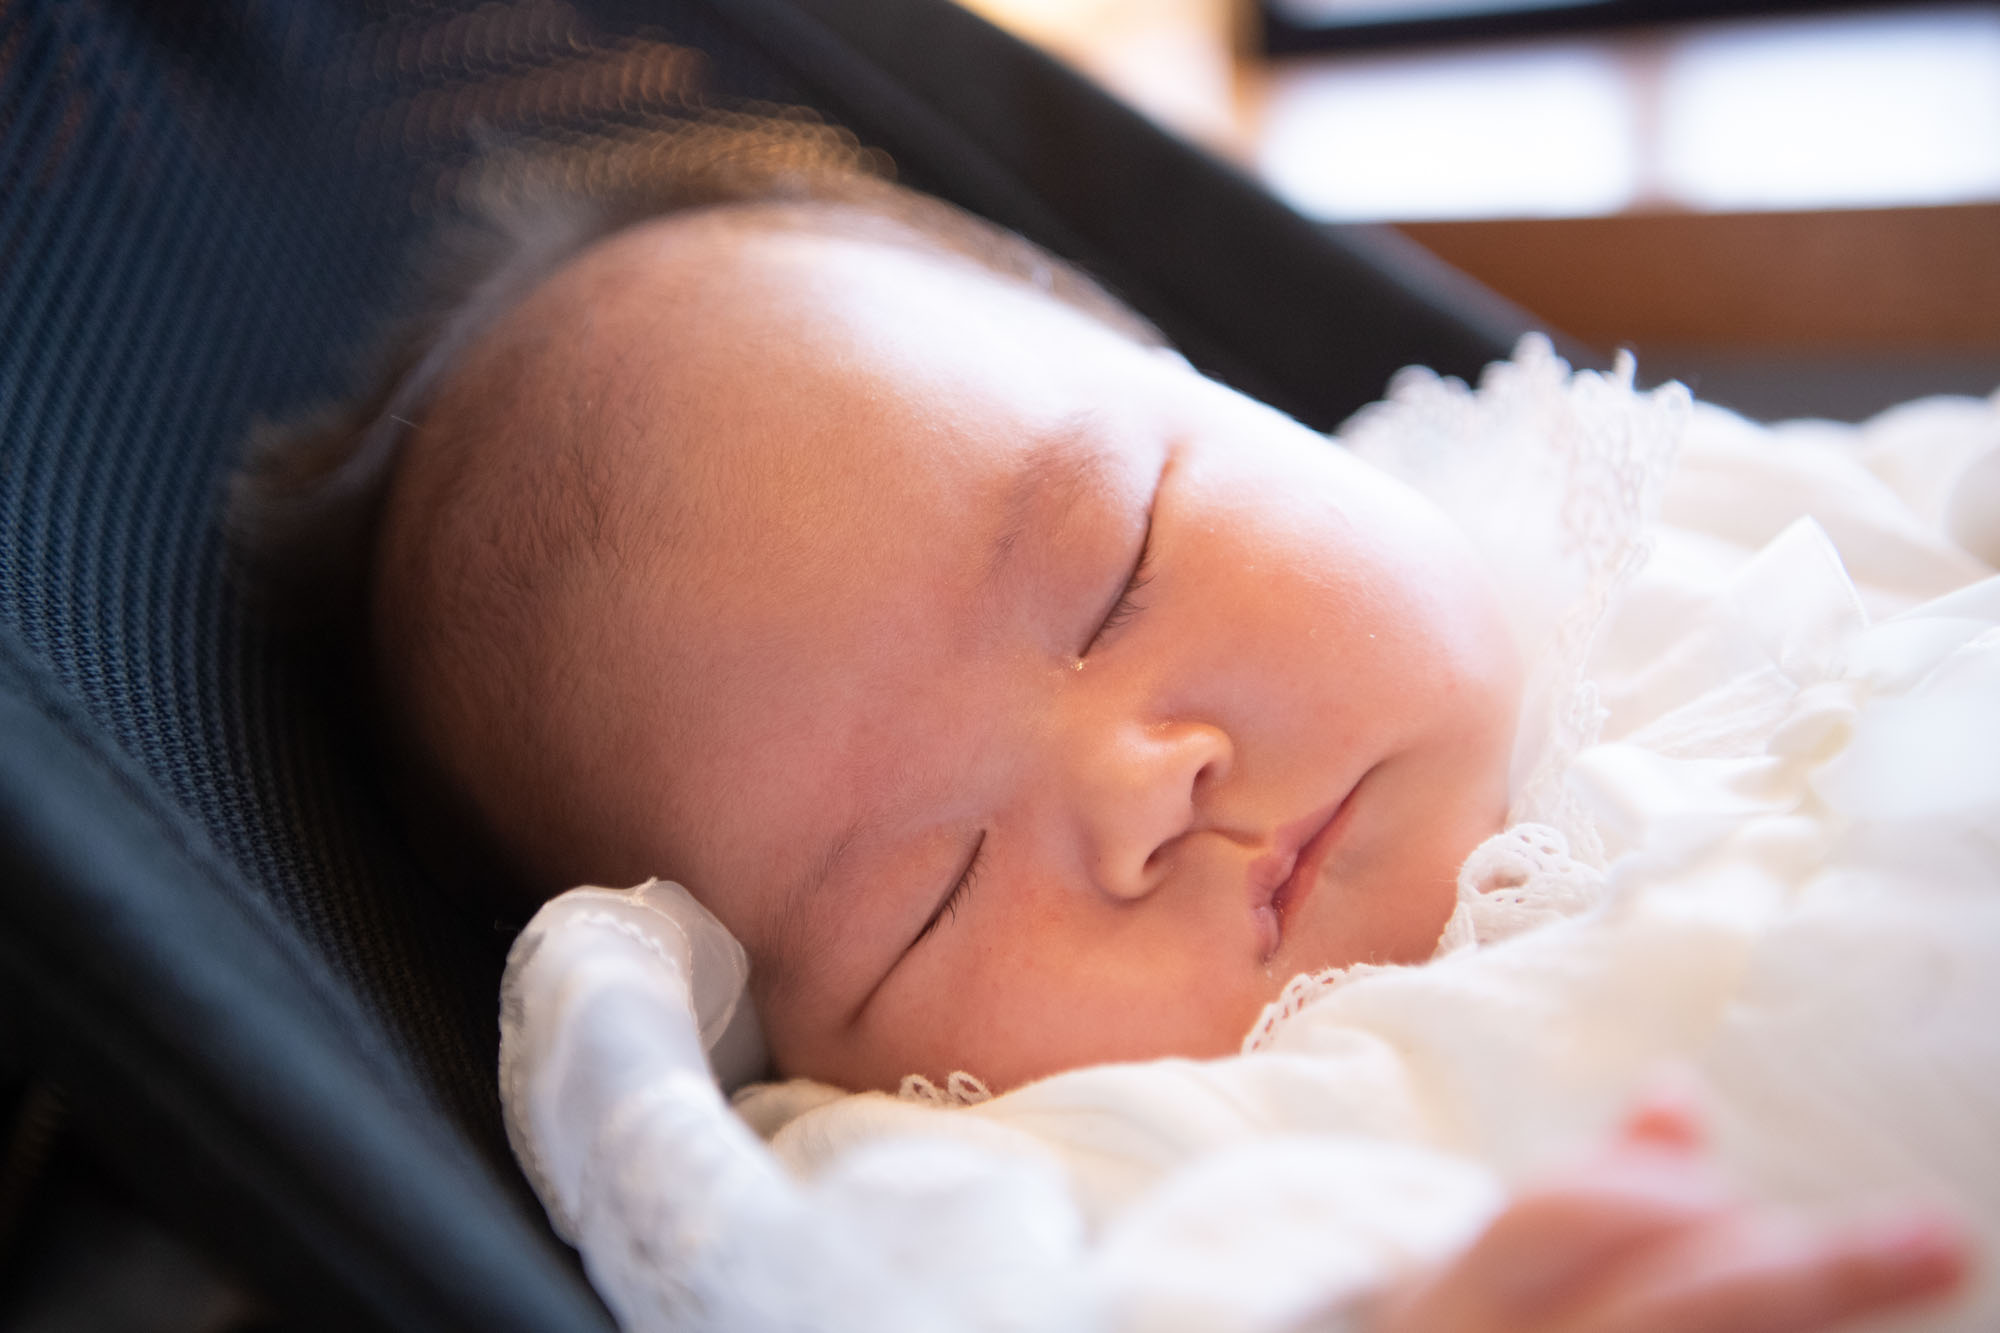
{"left": 246, "top": 150, "right": 1520, "bottom": 1094}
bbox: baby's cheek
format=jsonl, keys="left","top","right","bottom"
{"left": 917, "top": 928, "right": 1257, "bottom": 1091}
{"left": 751, "top": 990, "right": 825, "bottom": 1084}
{"left": 788, "top": 897, "right": 1269, "bottom": 1094}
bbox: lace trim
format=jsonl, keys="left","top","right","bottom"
{"left": 898, "top": 1071, "right": 994, "bottom": 1107}
{"left": 1509, "top": 354, "right": 1682, "bottom": 867}
{"left": 1343, "top": 334, "right": 1689, "bottom": 869}
{"left": 1241, "top": 963, "right": 1388, "bottom": 1054}
{"left": 1435, "top": 822, "right": 1604, "bottom": 955}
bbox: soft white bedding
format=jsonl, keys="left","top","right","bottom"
{"left": 501, "top": 341, "right": 2000, "bottom": 1332}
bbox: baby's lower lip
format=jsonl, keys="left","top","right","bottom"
{"left": 1252, "top": 900, "right": 1282, "bottom": 962}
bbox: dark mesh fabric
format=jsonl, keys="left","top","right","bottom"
{"left": 0, "top": 0, "right": 866, "bottom": 1168}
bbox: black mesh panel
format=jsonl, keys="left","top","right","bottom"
{"left": 0, "top": 0, "right": 856, "bottom": 1169}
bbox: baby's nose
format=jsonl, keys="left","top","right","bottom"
{"left": 1071, "top": 719, "right": 1232, "bottom": 900}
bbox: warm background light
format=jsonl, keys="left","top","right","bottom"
{"left": 1259, "top": 44, "right": 1637, "bottom": 220}
{"left": 1655, "top": 7, "right": 2000, "bottom": 213}
{"left": 962, "top": 0, "right": 2000, "bottom": 222}
{"left": 956, "top": 0, "right": 2000, "bottom": 419}
{"left": 953, "top": 0, "right": 1248, "bottom": 148}
{"left": 1258, "top": 4, "right": 2000, "bottom": 221}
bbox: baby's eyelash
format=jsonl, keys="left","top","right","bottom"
{"left": 915, "top": 832, "right": 985, "bottom": 948}
{"left": 1086, "top": 517, "right": 1155, "bottom": 654}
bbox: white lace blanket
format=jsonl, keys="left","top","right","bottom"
{"left": 502, "top": 341, "right": 2000, "bottom": 1332}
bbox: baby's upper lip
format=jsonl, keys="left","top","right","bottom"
{"left": 1247, "top": 787, "right": 1358, "bottom": 954}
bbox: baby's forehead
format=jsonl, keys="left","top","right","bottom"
{"left": 431, "top": 201, "right": 1177, "bottom": 669}
{"left": 508, "top": 208, "right": 997, "bottom": 419}
{"left": 539, "top": 203, "right": 1002, "bottom": 323}
{"left": 497, "top": 208, "right": 1142, "bottom": 508}
{"left": 520, "top": 198, "right": 1159, "bottom": 393}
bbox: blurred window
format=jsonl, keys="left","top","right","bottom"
{"left": 1257, "top": 4, "right": 2000, "bottom": 220}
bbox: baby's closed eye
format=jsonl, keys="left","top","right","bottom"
{"left": 1084, "top": 506, "right": 1154, "bottom": 654}
{"left": 1079, "top": 465, "right": 1161, "bottom": 658}
{"left": 911, "top": 831, "right": 985, "bottom": 950}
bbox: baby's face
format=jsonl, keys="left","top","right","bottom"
{"left": 478, "top": 213, "right": 1520, "bottom": 1093}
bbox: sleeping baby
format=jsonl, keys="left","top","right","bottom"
{"left": 235, "top": 133, "right": 1997, "bottom": 1331}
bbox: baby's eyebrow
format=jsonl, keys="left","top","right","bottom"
{"left": 980, "top": 416, "right": 1111, "bottom": 600}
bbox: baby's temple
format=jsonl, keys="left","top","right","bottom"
{"left": 3, "top": 1, "right": 1996, "bottom": 1328}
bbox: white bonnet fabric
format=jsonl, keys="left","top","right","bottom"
{"left": 497, "top": 879, "right": 760, "bottom": 1239}
{"left": 535, "top": 878, "right": 763, "bottom": 1082}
